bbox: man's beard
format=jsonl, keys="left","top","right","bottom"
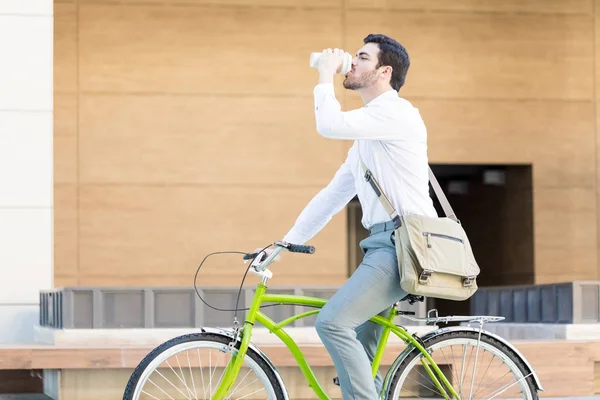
{"left": 343, "top": 69, "right": 379, "bottom": 90}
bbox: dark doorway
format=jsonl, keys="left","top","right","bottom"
{"left": 347, "top": 164, "right": 534, "bottom": 320}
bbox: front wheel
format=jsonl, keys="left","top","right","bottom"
{"left": 386, "top": 331, "right": 538, "bottom": 399}
{"left": 123, "top": 332, "right": 285, "bottom": 400}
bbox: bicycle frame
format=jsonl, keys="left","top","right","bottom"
{"left": 211, "top": 282, "right": 460, "bottom": 400}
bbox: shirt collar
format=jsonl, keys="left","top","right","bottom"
{"left": 366, "top": 89, "right": 398, "bottom": 106}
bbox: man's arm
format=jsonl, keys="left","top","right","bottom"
{"left": 314, "top": 49, "right": 405, "bottom": 141}
{"left": 314, "top": 83, "right": 403, "bottom": 140}
{"left": 282, "top": 156, "right": 356, "bottom": 245}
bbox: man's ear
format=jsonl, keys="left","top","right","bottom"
{"left": 380, "top": 65, "right": 393, "bottom": 78}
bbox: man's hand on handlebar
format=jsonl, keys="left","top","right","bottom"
{"left": 243, "top": 241, "right": 316, "bottom": 269}
{"left": 245, "top": 247, "right": 281, "bottom": 268}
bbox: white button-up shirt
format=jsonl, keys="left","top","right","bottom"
{"left": 283, "top": 83, "right": 437, "bottom": 245}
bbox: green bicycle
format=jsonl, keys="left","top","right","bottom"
{"left": 123, "top": 242, "right": 543, "bottom": 400}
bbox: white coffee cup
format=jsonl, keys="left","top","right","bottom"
{"left": 310, "top": 51, "right": 353, "bottom": 75}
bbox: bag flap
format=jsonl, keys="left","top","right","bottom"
{"left": 402, "top": 215, "right": 475, "bottom": 277}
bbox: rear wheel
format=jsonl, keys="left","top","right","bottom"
{"left": 386, "top": 331, "right": 538, "bottom": 399}
{"left": 123, "top": 332, "right": 285, "bottom": 400}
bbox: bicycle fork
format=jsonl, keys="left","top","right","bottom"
{"left": 210, "top": 284, "right": 267, "bottom": 400}
{"left": 209, "top": 322, "right": 253, "bottom": 400}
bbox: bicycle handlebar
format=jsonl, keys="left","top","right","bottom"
{"left": 242, "top": 242, "right": 315, "bottom": 267}
{"left": 286, "top": 243, "right": 316, "bottom": 254}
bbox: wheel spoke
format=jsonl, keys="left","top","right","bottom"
{"left": 209, "top": 351, "right": 226, "bottom": 398}
{"left": 462, "top": 344, "right": 475, "bottom": 396}
{"left": 140, "top": 389, "right": 162, "bottom": 400}
{"left": 147, "top": 376, "right": 177, "bottom": 400}
{"left": 225, "top": 369, "right": 254, "bottom": 399}
{"left": 228, "top": 377, "right": 262, "bottom": 399}
{"left": 458, "top": 343, "right": 468, "bottom": 397}
{"left": 186, "top": 351, "right": 199, "bottom": 400}
{"left": 473, "top": 369, "right": 512, "bottom": 398}
{"left": 468, "top": 330, "right": 483, "bottom": 400}
{"left": 155, "top": 368, "right": 192, "bottom": 400}
{"left": 234, "top": 386, "right": 267, "bottom": 400}
{"left": 482, "top": 372, "right": 533, "bottom": 400}
{"left": 209, "top": 350, "right": 212, "bottom": 397}
{"left": 472, "top": 349, "right": 495, "bottom": 397}
{"left": 197, "top": 348, "right": 207, "bottom": 400}
{"left": 404, "top": 368, "right": 447, "bottom": 397}
{"left": 437, "top": 346, "right": 454, "bottom": 386}
{"left": 175, "top": 354, "right": 195, "bottom": 399}
{"left": 165, "top": 359, "right": 193, "bottom": 399}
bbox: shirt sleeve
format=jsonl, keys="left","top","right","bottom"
{"left": 313, "top": 83, "right": 404, "bottom": 140}
{"left": 282, "top": 155, "right": 356, "bottom": 245}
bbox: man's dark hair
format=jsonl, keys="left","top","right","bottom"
{"left": 363, "top": 34, "right": 410, "bottom": 91}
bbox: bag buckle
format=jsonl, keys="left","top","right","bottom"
{"left": 463, "top": 276, "right": 476, "bottom": 287}
{"left": 419, "top": 270, "right": 433, "bottom": 285}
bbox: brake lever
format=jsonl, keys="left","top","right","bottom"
{"left": 243, "top": 252, "right": 259, "bottom": 261}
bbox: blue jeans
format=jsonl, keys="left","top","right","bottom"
{"left": 315, "top": 221, "right": 407, "bottom": 399}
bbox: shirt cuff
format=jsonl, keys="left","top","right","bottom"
{"left": 314, "top": 82, "right": 335, "bottom": 95}
{"left": 282, "top": 236, "right": 302, "bottom": 246}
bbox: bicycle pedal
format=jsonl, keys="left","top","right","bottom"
{"left": 333, "top": 376, "right": 339, "bottom": 386}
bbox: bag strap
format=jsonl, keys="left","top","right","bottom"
{"left": 426, "top": 165, "right": 458, "bottom": 222}
{"left": 357, "top": 145, "right": 458, "bottom": 225}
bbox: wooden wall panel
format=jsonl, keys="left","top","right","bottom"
{"left": 344, "top": 11, "right": 593, "bottom": 100}
{"left": 78, "top": 4, "right": 343, "bottom": 94}
{"left": 423, "top": 99, "right": 595, "bottom": 187}
{"left": 346, "top": 96, "right": 595, "bottom": 187}
{"left": 78, "top": 186, "right": 348, "bottom": 286}
{"left": 347, "top": 0, "right": 593, "bottom": 14}
{"left": 54, "top": 184, "right": 78, "bottom": 282}
{"left": 54, "top": 1, "right": 80, "bottom": 287}
{"left": 54, "top": 2, "right": 77, "bottom": 94}
{"left": 55, "top": 276, "right": 79, "bottom": 288}
{"left": 534, "top": 188, "right": 598, "bottom": 283}
{"left": 54, "top": 94, "right": 78, "bottom": 184}
{"left": 78, "top": 94, "right": 343, "bottom": 185}
{"left": 53, "top": 0, "right": 600, "bottom": 287}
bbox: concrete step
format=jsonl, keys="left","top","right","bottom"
{"left": 0, "top": 395, "right": 53, "bottom": 400}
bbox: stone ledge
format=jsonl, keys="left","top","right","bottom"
{"left": 33, "top": 325, "right": 438, "bottom": 347}
{"left": 473, "top": 323, "right": 600, "bottom": 340}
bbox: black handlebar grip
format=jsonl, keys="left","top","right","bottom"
{"left": 243, "top": 253, "right": 259, "bottom": 261}
{"left": 287, "top": 244, "right": 316, "bottom": 254}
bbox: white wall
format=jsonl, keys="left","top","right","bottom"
{"left": 0, "top": 1, "right": 53, "bottom": 343}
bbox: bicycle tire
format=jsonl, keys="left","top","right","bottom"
{"left": 122, "top": 332, "right": 286, "bottom": 400}
{"left": 386, "top": 330, "right": 538, "bottom": 399}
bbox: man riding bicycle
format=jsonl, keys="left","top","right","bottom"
{"left": 275, "top": 34, "right": 438, "bottom": 399}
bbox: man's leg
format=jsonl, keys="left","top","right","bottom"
{"left": 315, "top": 232, "right": 406, "bottom": 400}
{"left": 355, "top": 311, "right": 387, "bottom": 396}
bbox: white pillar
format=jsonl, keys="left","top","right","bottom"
{"left": 0, "top": 1, "right": 53, "bottom": 343}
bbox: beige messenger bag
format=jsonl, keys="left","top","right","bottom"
{"left": 359, "top": 153, "right": 480, "bottom": 302}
